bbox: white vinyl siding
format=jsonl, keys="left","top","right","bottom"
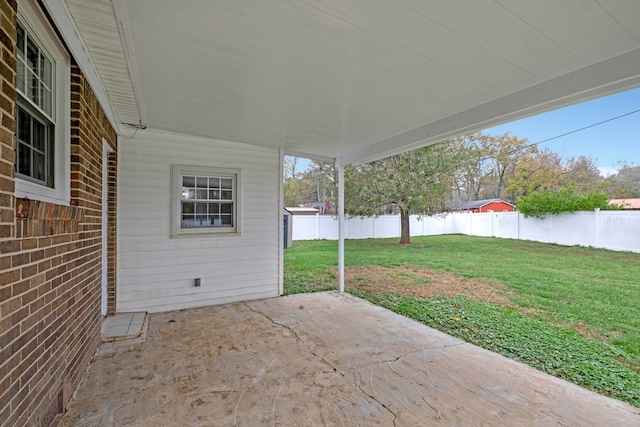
{"left": 118, "top": 130, "right": 280, "bottom": 312}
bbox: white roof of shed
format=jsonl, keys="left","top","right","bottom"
{"left": 44, "top": 0, "right": 640, "bottom": 165}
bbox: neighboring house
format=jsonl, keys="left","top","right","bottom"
{"left": 458, "top": 199, "right": 516, "bottom": 213}
{"left": 609, "top": 198, "right": 640, "bottom": 210}
{"left": 286, "top": 207, "right": 320, "bottom": 216}
{"left": 1, "top": 1, "right": 639, "bottom": 426}
{"left": 304, "top": 201, "right": 337, "bottom": 215}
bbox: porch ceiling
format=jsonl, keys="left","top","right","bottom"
{"left": 51, "top": 0, "right": 640, "bottom": 164}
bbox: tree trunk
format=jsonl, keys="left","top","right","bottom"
{"left": 399, "top": 208, "right": 411, "bottom": 244}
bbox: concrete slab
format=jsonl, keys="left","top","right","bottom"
{"left": 101, "top": 312, "right": 148, "bottom": 341}
{"left": 61, "top": 292, "right": 640, "bottom": 426}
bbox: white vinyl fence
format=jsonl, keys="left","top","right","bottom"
{"left": 291, "top": 211, "right": 640, "bottom": 253}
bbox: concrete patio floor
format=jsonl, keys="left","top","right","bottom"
{"left": 60, "top": 292, "right": 640, "bottom": 426}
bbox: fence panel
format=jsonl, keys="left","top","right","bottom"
{"left": 598, "top": 211, "right": 640, "bottom": 252}
{"left": 291, "top": 215, "right": 318, "bottom": 240}
{"left": 317, "top": 215, "right": 339, "bottom": 240}
{"left": 291, "top": 211, "right": 640, "bottom": 253}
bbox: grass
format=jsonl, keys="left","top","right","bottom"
{"left": 284, "top": 235, "right": 640, "bottom": 407}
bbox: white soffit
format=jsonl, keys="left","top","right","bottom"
{"left": 62, "top": 0, "right": 144, "bottom": 127}
{"left": 58, "top": 0, "right": 640, "bottom": 164}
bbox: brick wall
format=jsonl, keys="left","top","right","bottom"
{"left": 0, "top": 0, "right": 118, "bottom": 424}
{"left": 0, "top": 0, "right": 15, "bottom": 242}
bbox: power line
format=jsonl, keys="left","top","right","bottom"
{"left": 514, "top": 107, "right": 640, "bottom": 154}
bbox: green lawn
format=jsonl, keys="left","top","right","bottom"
{"left": 284, "top": 235, "right": 640, "bottom": 407}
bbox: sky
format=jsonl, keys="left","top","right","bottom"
{"left": 484, "top": 87, "right": 640, "bottom": 177}
{"left": 293, "top": 87, "right": 640, "bottom": 177}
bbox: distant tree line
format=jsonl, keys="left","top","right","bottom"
{"left": 284, "top": 132, "right": 639, "bottom": 243}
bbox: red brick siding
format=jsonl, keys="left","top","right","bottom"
{"left": 0, "top": 0, "right": 15, "bottom": 242}
{"left": 0, "top": 1, "right": 118, "bottom": 425}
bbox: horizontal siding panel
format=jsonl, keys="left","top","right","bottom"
{"left": 119, "top": 288, "right": 279, "bottom": 313}
{"left": 118, "top": 207, "right": 277, "bottom": 224}
{"left": 118, "top": 253, "right": 278, "bottom": 276}
{"left": 119, "top": 273, "right": 279, "bottom": 301}
{"left": 118, "top": 248, "right": 278, "bottom": 266}
{"left": 122, "top": 145, "right": 278, "bottom": 169}
{"left": 117, "top": 235, "right": 278, "bottom": 254}
{"left": 118, "top": 130, "right": 281, "bottom": 312}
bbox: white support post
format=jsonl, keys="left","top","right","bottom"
{"left": 278, "top": 149, "right": 285, "bottom": 295}
{"left": 337, "top": 158, "right": 345, "bottom": 293}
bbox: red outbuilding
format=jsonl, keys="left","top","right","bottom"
{"left": 458, "top": 198, "right": 516, "bottom": 213}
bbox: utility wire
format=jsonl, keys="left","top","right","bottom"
{"left": 505, "top": 107, "right": 640, "bottom": 156}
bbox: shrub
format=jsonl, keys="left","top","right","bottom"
{"left": 517, "top": 187, "right": 620, "bottom": 218}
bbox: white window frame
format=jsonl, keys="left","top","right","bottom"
{"left": 14, "top": 0, "right": 70, "bottom": 205}
{"left": 171, "top": 165, "right": 242, "bottom": 237}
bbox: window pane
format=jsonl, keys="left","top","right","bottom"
{"left": 42, "top": 87, "right": 52, "bottom": 116}
{"left": 196, "top": 203, "right": 207, "bottom": 214}
{"left": 26, "top": 37, "right": 38, "bottom": 71}
{"left": 220, "top": 203, "right": 232, "bottom": 214}
{"left": 209, "top": 177, "right": 220, "bottom": 188}
{"left": 43, "top": 55, "right": 52, "bottom": 87}
{"left": 181, "top": 188, "right": 195, "bottom": 200}
{"left": 209, "top": 190, "right": 219, "bottom": 199}
{"left": 183, "top": 176, "right": 195, "bottom": 187}
{"left": 221, "top": 215, "right": 233, "bottom": 226}
{"left": 221, "top": 178, "right": 232, "bottom": 189}
{"left": 18, "top": 142, "right": 31, "bottom": 176}
{"left": 208, "top": 203, "right": 219, "bottom": 214}
{"left": 32, "top": 119, "right": 45, "bottom": 151}
{"left": 196, "top": 177, "right": 208, "bottom": 188}
{"left": 33, "top": 151, "right": 45, "bottom": 181}
{"left": 38, "top": 53, "right": 46, "bottom": 79}
{"left": 28, "top": 74, "right": 38, "bottom": 106}
{"left": 18, "top": 108, "right": 30, "bottom": 143}
{"left": 182, "top": 203, "right": 194, "bottom": 214}
{"left": 17, "top": 26, "right": 24, "bottom": 56}
{"left": 196, "top": 189, "right": 207, "bottom": 199}
{"left": 181, "top": 215, "right": 195, "bottom": 227}
{"left": 17, "top": 59, "right": 25, "bottom": 94}
{"left": 221, "top": 190, "right": 232, "bottom": 200}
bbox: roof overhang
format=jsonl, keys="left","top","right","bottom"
{"left": 43, "top": 0, "right": 640, "bottom": 165}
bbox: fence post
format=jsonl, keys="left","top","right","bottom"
{"left": 594, "top": 208, "right": 600, "bottom": 248}
{"left": 373, "top": 215, "right": 376, "bottom": 238}
{"left": 491, "top": 213, "right": 494, "bottom": 237}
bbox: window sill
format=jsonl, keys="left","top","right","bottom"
{"left": 15, "top": 178, "right": 70, "bottom": 206}
{"left": 171, "top": 230, "right": 242, "bottom": 238}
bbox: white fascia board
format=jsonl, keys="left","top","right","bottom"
{"left": 342, "top": 48, "right": 640, "bottom": 165}
{"left": 40, "top": 0, "right": 122, "bottom": 134}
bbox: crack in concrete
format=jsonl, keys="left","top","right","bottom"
{"left": 244, "top": 303, "right": 404, "bottom": 424}
{"left": 244, "top": 302, "right": 468, "bottom": 426}
{"left": 242, "top": 303, "right": 343, "bottom": 376}
{"left": 356, "top": 342, "right": 466, "bottom": 370}
{"left": 348, "top": 367, "right": 399, "bottom": 426}
{"left": 347, "top": 344, "right": 466, "bottom": 426}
